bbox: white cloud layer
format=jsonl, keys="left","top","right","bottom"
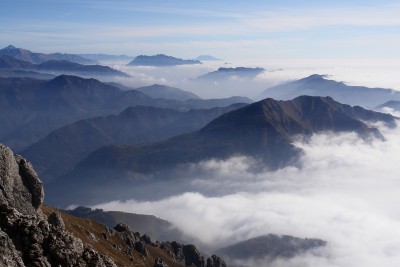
{"left": 105, "top": 60, "right": 400, "bottom": 99}
{"left": 94, "top": 123, "right": 400, "bottom": 266}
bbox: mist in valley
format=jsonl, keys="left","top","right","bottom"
{"left": 92, "top": 121, "right": 400, "bottom": 267}
{"left": 97, "top": 59, "right": 400, "bottom": 101}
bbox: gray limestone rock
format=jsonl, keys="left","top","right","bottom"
{"left": 206, "top": 255, "right": 227, "bottom": 267}
{"left": 0, "top": 144, "right": 43, "bottom": 215}
{"left": 0, "top": 144, "right": 118, "bottom": 267}
{"left": 171, "top": 241, "right": 185, "bottom": 264}
{"left": 113, "top": 223, "right": 130, "bottom": 232}
{"left": 0, "top": 229, "right": 25, "bottom": 267}
{"left": 140, "top": 234, "right": 152, "bottom": 244}
{"left": 135, "top": 240, "right": 148, "bottom": 256}
{"left": 183, "top": 244, "right": 205, "bottom": 267}
{"left": 15, "top": 156, "right": 44, "bottom": 210}
{"left": 47, "top": 212, "right": 65, "bottom": 230}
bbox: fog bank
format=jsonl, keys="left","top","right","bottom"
{"left": 102, "top": 59, "right": 400, "bottom": 100}
{"left": 94, "top": 123, "right": 400, "bottom": 266}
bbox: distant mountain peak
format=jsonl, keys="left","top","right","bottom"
{"left": 128, "top": 54, "right": 202, "bottom": 66}
{"left": 68, "top": 95, "right": 395, "bottom": 178}
{"left": 41, "top": 75, "right": 100, "bottom": 91}
{"left": 375, "top": 100, "right": 400, "bottom": 111}
{"left": 46, "top": 74, "right": 97, "bottom": 86}
{"left": 0, "top": 56, "right": 129, "bottom": 78}
{"left": 304, "top": 74, "right": 329, "bottom": 79}
{"left": 198, "top": 66, "right": 265, "bottom": 80}
{"left": 0, "top": 45, "right": 30, "bottom": 57}
{"left": 135, "top": 84, "right": 201, "bottom": 101}
{"left": 260, "top": 75, "right": 400, "bottom": 107}
{"left": 298, "top": 74, "right": 340, "bottom": 83}
{"left": 4, "top": 45, "right": 17, "bottom": 50}
{"left": 0, "top": 45, "right": 96, "bottom": 64}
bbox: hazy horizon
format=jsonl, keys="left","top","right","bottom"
{"left": 2, "top": 0, "right": 400, "bottom": 62}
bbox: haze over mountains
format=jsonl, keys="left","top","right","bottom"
{"left": 1, "top": 74, "right": 252, "bottom": 151}
{"left": 44, "top": 95, "right": 396, "bottom": 205}
{"left": 135, "top": 84, "right": 201, "bottom": 101}
{"left": 128, "top": 54, "right": 202, "bottom": 66}
{"left": 78, "top": 53, "right": 134, "bottom": 62}
{"left": 0, "top": 45, "right": 96, "bottom": 64}
{"left": 198, "top": 67, "right": 265, "bottom": 80}
{"left": 376, "top": 100, "right": 400, "bottom": 112}
{"left": 0, "top": 75, "right": 160, "bottom": 150}
{"left": 0, "top": 55, "right": 130, "bottom": 78}
{"left": 22, "top": 104, "right": 246, "bottom": 182}
{"left": 260, "top": 74, "right": 400, "bottom": 108}
{"left": 2, "top": 44, "right": 400, "bottom": 267}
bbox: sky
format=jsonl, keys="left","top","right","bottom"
{"left": 1, "top": 0, "right": 400, "bottom": 63}
{"left": 3, "top": 2, "right": 400, "bottom": 265}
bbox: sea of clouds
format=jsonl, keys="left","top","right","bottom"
{"left": 103, "top": 59, "right": 400, "bottom": 100}
{"left": 93, "top": 121, "right": 400, "bottom": 267}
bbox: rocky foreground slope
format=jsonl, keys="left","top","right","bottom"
{"left": 0, "top": 144, "right": 226, "bottom": 267}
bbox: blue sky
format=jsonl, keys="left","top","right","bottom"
{"left": 1, "top": 0, "right": 400, "bottom": 62}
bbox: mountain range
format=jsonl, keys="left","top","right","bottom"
{"left": 22, "top": 104, "right": 246, "bottom": 182}
{"left": 4, "top": 43, "right": 399, "bottom": 267}
{"left": 217, "top": 234, "right": 326, "bottom": 263}
{"left": 0, "top": 55, "right": 129, "bottom": 78}
{"left": 0, "top": 75, "right": 159, "bottom": 150}
{"left": 78, "top": 53, "right": 134, "bottom": 62}
{"left": 135, "top": 84, "right": 201, "bottom": 101}
{"left": 2, "top": 69, "right": 394, "bottom": 266}
{"left": 128, "top": 54, "right": 202, "bottom": 66}
{"left": 45, "top": 95, "right": 396, "bottom": 206}
{"left": 0, "top": 69, "right": 56, "bottom": 80}
{"left": 260, "top": 74, "right": 400, "bottom": 108}
{"left": 375, "top": 100, "right": 400, "bottom": 111}
{"left": 0, "top": 45, "right": 96, "bottom": 64}
{"left": 0, "top": 75, "right": 251, "bottom": 151}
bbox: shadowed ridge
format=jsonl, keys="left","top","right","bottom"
{"left": 45, "top": 95, "right": 398, "bottom": 206}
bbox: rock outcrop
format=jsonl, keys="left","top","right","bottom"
{"left": 0, "top": 145, "right": 44, "bottom": 215}
{"left": 107, "top": 221, "right": 227, "bottom": 266}
{"left": 0, "top": 144, "right": 117, "bottom": 266}
{"left": 0, "top": 143, "right": 227, "bottom": 266}
{"left": 170, "top": 241, "right": 226, "bottom": 267}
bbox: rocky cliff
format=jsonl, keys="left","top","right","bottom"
{"left": 0, "top": 144, "right": 226, "bottom": 267}
{"left": 0, "top": 144, "right": 117, "bottom": 266}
